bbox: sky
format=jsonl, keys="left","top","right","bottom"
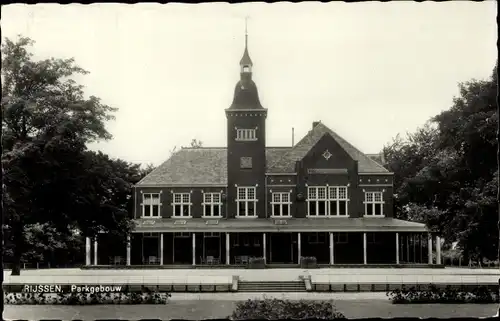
{"left": 3, "top": 2, "right": 497, "bottom": 166}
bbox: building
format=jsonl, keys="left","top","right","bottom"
{"left": 85, "top": 32, "right": 442, "bottom": 267}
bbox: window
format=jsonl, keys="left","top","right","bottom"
{"left": 271, "top": 192, "right": 291, "bottom": 217}
{"left": 174, "top": 232, "right": 190, "bottom": 238}
{"left": 142, "top": 193, "right": 161, "bottom": 217}
{"left": 364, "top": 191, "right": 384, "bottom": 216}
{"left": 204, "top": 232, "right": 220, "bottom": 238}
{"left": 307, "top": 232, "right": 327, "bottom": 244}
{"left": 173, "top": 193, "right": 191, "bottom": 217}
{"left": 307, "top": 186, "right": 349, "bottom": 217}
{"left": 328, "top": 187, "right": 348, "bottom": 216}
{"left": 307, "top": 187, "right": 327, "bottom": 216}
{"left": 232, "top": 234, "right": 240, "bottom": 246}
{"left": 334, "top": 232, "right": 348, "bottom": 244}
{"left": 240, "top": 157, "right": 253, "bottom": 169}
{"left": 254, "top": 235, "right": 261, "bottom": 246}
{"left": 243, "top": 235, "right": 250, "bottom": 246}
{"left": 367, "top": 232, "right": 377, "bottom": 244}
{"left": 203, "top": 193, "right": 222, "bottom": 217}
{"left": 236, "top": 187, "right": 257, "bottom": 217}
{"left": 236, "top": 128, "right": 257, "bottom": 141}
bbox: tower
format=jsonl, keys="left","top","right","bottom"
{"left": 225, "top": 22, "right": 268, "bottom": 218}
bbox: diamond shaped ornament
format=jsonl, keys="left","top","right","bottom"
{"left": 322, "top": 149, "right": 332, "bottom": 160}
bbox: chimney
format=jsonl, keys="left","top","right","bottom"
{"left": 292, "top": 127, "right": 295, "bottom": 146}
{"left": 312, "top": 121, "right": 320, "bottom": 129}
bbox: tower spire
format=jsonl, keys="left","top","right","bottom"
{"left": 240, "top": 16, "right": 253, "bottom": 71}
{"left": 245, "top": 16, "right": 248, "bottom": 49}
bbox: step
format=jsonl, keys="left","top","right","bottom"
{"left": 238, "top": 281, "right": 306, "bottom": 292}
{"left": 239, "top": 285, "right": 304, "bottom": 287}
{"left": 239, "top": 289, "right": 307, "bottom": 292}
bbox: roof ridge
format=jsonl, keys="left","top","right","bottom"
{"left": 182, "top": 147, "right": 226, "bottom": 150}
{"left": 268, "top": 127, "right": 318, "bottom": 168}
{"left": 321, "top": 124, "right": 388, "bottom": 171}
{"left": 267, "top": 122, "right": 389, "bottom": 173}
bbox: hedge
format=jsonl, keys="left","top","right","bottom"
{"left": 4, "top": 291, "right": 171, "bottom": 305}
{"left": 230, "top": 298, "right": 345, "bottom": 319}
{"left": 387, "top": 284, "right": 499, "bottom": 304}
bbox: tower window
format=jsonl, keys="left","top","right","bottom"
{"left": 236, "top": 129, "right": 257, "bottom": 141}
{"left": 243, "top": 66, "right": 250, "bottom": 72}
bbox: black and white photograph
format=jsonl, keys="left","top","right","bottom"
{"left": 2, "top": 2, "right": 498, "bottom": 320}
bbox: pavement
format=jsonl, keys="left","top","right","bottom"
{"left": 4, "top": 267, "right": 499, "bottom": 284}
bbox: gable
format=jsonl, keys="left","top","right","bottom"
{"left": 302, "top": 132, "right": 355, "bottom": 169}
{"left": 268, "top": 122, "right": 389, "bottom": 174}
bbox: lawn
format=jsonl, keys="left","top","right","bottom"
{"left": 4, "top": 300, "right": 498, "bottom": 319}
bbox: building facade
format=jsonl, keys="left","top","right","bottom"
{"left": 85, "top": 34, "right": 442, "bottom": 267}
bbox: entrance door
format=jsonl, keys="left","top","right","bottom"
{"left": 204, "top": 232, "right": 221, "bottom": 264}
{"left": 270, "top": 233, "right": 293, "bottom": 263}
{"left": 173, "top": 232, "right": 191, "bottom": 264}
{"left": 143, "top": 236, "right": 159, "bottom": 264}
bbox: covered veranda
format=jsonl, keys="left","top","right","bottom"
{"left": 85, "top": 217, "right": 442, "bottom": 267}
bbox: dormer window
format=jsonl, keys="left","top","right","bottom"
{"left": 236, "top": 128, "right": 257, "bottom": 141}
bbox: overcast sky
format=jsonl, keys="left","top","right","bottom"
{"left": 3, "top": 2, "right": 497, "bottom": 166}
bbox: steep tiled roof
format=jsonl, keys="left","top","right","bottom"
{"left": 136, "top": 147, "right": 291, "bottom": 186}
{"left": 267, "top": 122, "right": 389, "bottom": 173}
{"left": 367, "top": 153, "right": 386, "bottom": 166}
{"left": 137, "top": 122, "right": 389, "bottom": 186}
{"left": 136, "top": 148, "right": 227, "bottom": 186}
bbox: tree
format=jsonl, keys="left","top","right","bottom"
{"left": 1, "top": 36, "right": 132, "bottom": 275}
{"left": 384, "top": 62, "right": 498, "bottom": 262}
{"left": 75, "top": 151, "right": 141, "bottom": 239}
{"left": 139, "top": 163, "right": 156, "bottom": 179}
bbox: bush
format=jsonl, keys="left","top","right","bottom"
{"left": 387, "top": 284, "right": 499, "bottom": 304}
{"left": 230, "top": 298, "right": 345, "bottom": 320}
{"left": 300, "top": 256, "right": 318, "bottom": 268}
{"left": 3, "top": 291, "right": 171, "bottom": 305}
{"left": 247, "top": 257, "right": 266, "bottom": 269}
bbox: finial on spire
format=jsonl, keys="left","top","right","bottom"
{"left": 245, "top": 16, "right": 249, "bottom": 48}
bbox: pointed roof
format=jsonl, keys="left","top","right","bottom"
{"left": 136, "top": 147, "right": 290, "bottom": 186}
{"left": 267, "top": 122, "right": 389, "bottom": 173}
{"left": 240, "top": 43, "right": 253, "bottom": 66}
{"left": 229, "top": 29, "right": 262, "bottom": 110}
{"left": 240, "top": 20, "right": 253, "bottom": 66}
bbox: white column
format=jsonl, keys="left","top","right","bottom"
{"left": 396, "top": 233, "right": 400, "bottom": 264}
{"left": 85, "top": 237, "right": 91, "bottom": 266}
{"left": 329, "top": 232, "right": 334, "bottom": 265}
{"left": 363, "top": 233, "right": 367, "bottom": 265}
{"left": 263, "top": 233, "right": 267, "bottom": 264}
{"left": 226, "top": 233, "right": 230, "bottom": 265}
{"left": 192, "top": 233, "right": 196, "bottom": 266}
{"left": 428, "top": 233, "right": 433, "bottom": 264}
{"left": 436, "top": 236, "right": 441, "bottom": 265}
{"left": 126, "top": 235, "right": 131, "bottom": 266}
{"left": 297, "top": 233, "right": 301, "bottom": 264}
{"left": 94, "top": 239, "right": 98, "bottom": 266}
{"left": 160, "top": 233, "right": 164, "bottom": 265}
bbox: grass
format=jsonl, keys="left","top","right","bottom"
{"left": 4, "top": 300, "right": 498, "bottom": 319}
